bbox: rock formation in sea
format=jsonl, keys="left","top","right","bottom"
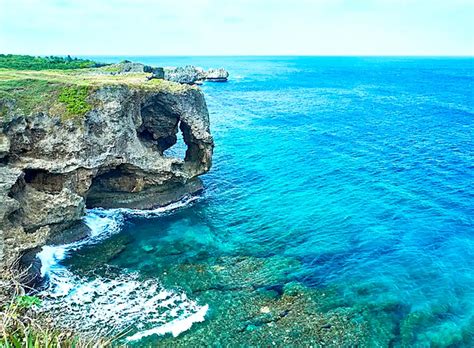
{"left": 164, "top": 66, "right": 229, "bottom": 84}
{"left": 96, "top": 61, "right": 165, "bottom": 79}
{"left": 96, "top": 61, "right": 229, "bottom": 84}
{"left": 204, "top": 68, "right": 229, "bottom": 82}
{"left": 0, "top": 69, "right": 214, "bottom": 272}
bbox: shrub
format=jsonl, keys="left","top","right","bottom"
{"left": 0, "top": 265, "right": 113, "bottom": 347}
{"left": 57, "top": 86, "right": 92, "bottom": 117}
{"left": 0, "top": 54, "right": 105, "bottom": 70}
{"left": 15, "top": 295, "right": 42, "bottom": 309}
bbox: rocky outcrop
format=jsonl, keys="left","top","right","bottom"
{"left": 94, "top": 61, "right": 165, "bottom": 79}
{"left": 113, "top": 61, "right": 150, "bottom": 74}
{"left": 164, "top": 66, "right": 229, "bottom": 84}
{"left": 0, "top": 83, "right": 213, "bottom": 270}
{"left": 204, "top": 68, "right": 229, "bottom": 82}
{"left": 164, "top": 66, "right": 205, "bottom": 85}
{"left": 95, "top": 62, "right": 228, "bottom": 84}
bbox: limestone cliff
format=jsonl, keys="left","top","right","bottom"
{"left": 0, "top": 71, "right": 213, "bottom": 270}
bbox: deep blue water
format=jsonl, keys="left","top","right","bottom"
{"left": 45, "top": 57, "right": 474, "bottom": 346}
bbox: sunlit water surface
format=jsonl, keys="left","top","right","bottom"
{"left": 38, "top": 57, "right": 474, "bottom": 346}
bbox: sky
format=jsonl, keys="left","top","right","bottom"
{"left": 1, "top": 0, "right": 473, "bottom": 56}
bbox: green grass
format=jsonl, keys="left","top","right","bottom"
{"left": 0, "top": 54, "right": 103, "bottom": 70}
{"left": 15, "top": 295, "right": 42, "bottom": 309}
{"left": 0, "top": 102, "right": 8, "bottom": 119}
{"left": 0, "top": 80, "right": 94, "bottom": 120}
{"left": 0, "top": 65, "right": 192, "bottom": 120}
{"left": 57, "top": 86, "right": 93, "bottom": 118}
{"left": 0, "top": 295, "right": 111, "bottom": 348}
{"left": 0, "top": 268, "right": 114, "bottom": 348}
{"left": 0, "top": 78, "right": 63, "bottom": 117}
{"left": 97, "top": 65, "right": 122, "bottom": 73}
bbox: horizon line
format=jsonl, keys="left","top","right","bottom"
{"left": 2, "top": 53, "right": 474, "bottom": 58}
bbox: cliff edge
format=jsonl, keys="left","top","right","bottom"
{"left": 0, "top": 68, "right": 213, "bottom": 270}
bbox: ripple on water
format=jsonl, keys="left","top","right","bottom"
{"left": 36, "top": 56, "right": 474, "bottom": 346}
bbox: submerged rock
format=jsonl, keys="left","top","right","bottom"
{"left": 141, "top": 244, "right": 154, "bottom": 253}
{"left": 63, "top": 233, "right": 131, "bottom": 272}
{"left": 148, "top": 255, "right": 370, "bottom": 347}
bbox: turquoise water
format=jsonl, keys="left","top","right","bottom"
{"left": 41, "top": 57, "right": 473, "bottom": 346}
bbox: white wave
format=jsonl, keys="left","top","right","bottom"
{"left": 37, "top": 195, "right": 199, "bottom": 280}
{"left": 37, "top": 207, "right": 124, "bottom": 281}
{"left": 38, "top": 272, "right": 208, "bottom": 340}
{"left": 36, "top": 195, "right": 208, "bottom": 342}
{"left": 127, "top": 304, "right": 209, "bottom": 341}
{"left": 113, "top": 194, "right": 200, "bottom": 218}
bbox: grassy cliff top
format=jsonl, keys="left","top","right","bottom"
{"left": 0, "top": 55, "right": 190, "bottom": 120}
{"left": 0, "top": 68, "right": 187, "bottom": 90}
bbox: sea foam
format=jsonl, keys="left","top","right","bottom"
{"left": 36, "top": 195, "right": 208, "bottom": 341}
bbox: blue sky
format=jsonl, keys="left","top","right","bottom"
{"left": 1, "top": 0, "right": 473, "bottom": 56}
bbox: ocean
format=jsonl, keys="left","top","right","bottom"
{"left": 38, "top": 57, "right": 474, "bottom": 346}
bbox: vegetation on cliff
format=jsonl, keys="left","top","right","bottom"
{"left": 57, "top": 86, "right": 93, "bottom": 118}
{"left": 0, "top": 54, "right": 102, "bottom": 70}
{"left": 0, "top": 267, "right": 113, "bottom": 347}
{"left": 0, "top": 54, "right": 213, "bottom": 346}
{"left": 0, "top": 78, "right": 96, "bottom": 120}
{"left": 0, "top": 58, "right": 190, "bottom": 120}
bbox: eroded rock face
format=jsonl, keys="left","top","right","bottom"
{"left": 164, "top": 66, "right": 229, "bottom": 84}
{"left": 97, "top": 61, "right": 165, "bottom": 79}
{"left": 164, "top": 66, "right": 205, "bottom": 84}
{"left": 94, "top": 63, "right": 228, "bottom": 84}
{"left": 0, "top": 84, "right": 213, "bottom": 269}
{"left": 0, "top": 133, "right": 9, "bottom": 158}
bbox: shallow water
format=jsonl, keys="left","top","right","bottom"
{"left": 40, "top": 57, "right": 474, "bottom": 346}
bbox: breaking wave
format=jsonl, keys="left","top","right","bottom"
{"left": 35, "top": 195, "right": 208, "bottom": 341}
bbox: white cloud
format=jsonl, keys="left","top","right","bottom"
{"left": 0, "top": 0, "right": 473, "bottom": 55}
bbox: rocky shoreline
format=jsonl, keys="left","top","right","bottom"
{"left": 0, "top": 61, "right": 216, "bottom": 276}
